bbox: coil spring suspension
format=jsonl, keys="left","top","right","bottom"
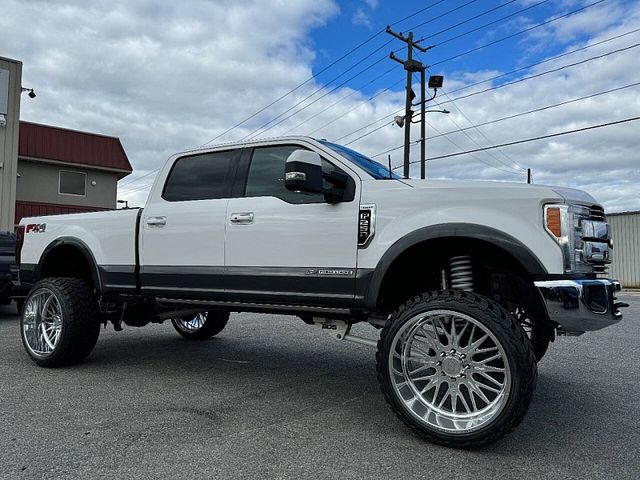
{"left": 450, "top": 255, "right": 474, "bottom": 291}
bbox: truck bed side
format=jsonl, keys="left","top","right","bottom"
{"left": 19, "top": 208, "right": 142, "bottom": 292}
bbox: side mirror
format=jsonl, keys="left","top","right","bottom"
{"left": 285, "top": 150, "right": 323, "bottom": 194}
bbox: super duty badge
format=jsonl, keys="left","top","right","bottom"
{"left": 358, "top": 204, "right": 376, "bottom": 247}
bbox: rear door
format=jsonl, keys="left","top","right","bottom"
{"left": 139, "top": 148, "right": 240, "bottom": 298}
{"left": 224, "top": 143, "right": 360, "bottom": 306}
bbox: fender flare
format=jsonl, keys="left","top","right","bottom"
{"left": 365, "top": 223, "right": 548, "bottom": 309}
{"left": 36, "top": 237, "right": 103, "bottom": 292}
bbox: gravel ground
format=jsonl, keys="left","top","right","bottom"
{"left": 0, "top": 292, "right": 638, "bottom": 480}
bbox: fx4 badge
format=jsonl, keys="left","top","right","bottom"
{"left": 358, "top": 204, "right": 376, "bottom": 247}
{"left": 25, "top": 223, "right": 46, "bottom": 233}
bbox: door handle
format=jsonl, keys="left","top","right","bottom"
{"left": 146, "top": 216, "right": 167, "bottom": 226}
{"left": 230, "top": 212, "right": 254, "bottom": 224}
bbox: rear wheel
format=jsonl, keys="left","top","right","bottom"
{"left": 171, "top": 311, "right": 229, "bottom": 340}
{"left": 20, "top": 278, "right": 100, "bottom": 367}
{"left": 377, "top": 290, "right": 537, "bottom": 448}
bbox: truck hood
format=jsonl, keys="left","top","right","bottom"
{"left": 388, "top": 179, "right": 599, "bottom": 206}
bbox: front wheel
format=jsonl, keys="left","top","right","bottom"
{"left": 377, "top": 290, "right": 537, "bottom": 448}
{"left": 171, "top": 311, "right": 229, "bottom": 340}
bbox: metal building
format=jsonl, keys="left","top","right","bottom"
{"left": 608, "top": 211, "right": 640, "bottom": 289}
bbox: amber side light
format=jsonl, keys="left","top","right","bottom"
{"left": 546, "top": 207, "right": 562, "bottom": 237}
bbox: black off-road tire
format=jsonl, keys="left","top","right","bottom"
{"left": 20, "top": 278, "right": 101, "bottom": 368}
{"left": 507, "top": 304, "right": 551, "bottom": 362}
{"left": 171, "top": 311, "right": 230, "bottom": 340}
{"left": 376, "top": 290, "right": 537, "bottom": 448}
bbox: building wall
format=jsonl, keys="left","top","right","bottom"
{"left": 608, "top": 211, "right": 640, "bottom": 289}
{"left": 0, "top": 57, "right": 21, "bottom": 231}
{"left": 16, "top": 159, "right": 119, "bottom": 209}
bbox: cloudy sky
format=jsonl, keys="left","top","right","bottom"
{"left": 2, "top": 0, "right": 639, "bottom": 211}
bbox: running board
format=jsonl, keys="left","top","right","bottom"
{"left": 155, "top": 297, "right": 352, "bottom": 316}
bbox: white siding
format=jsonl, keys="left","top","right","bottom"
{"left": 608, "top": 212, "right": 640, "bottom": 288}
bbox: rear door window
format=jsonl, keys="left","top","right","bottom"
{"left": 163, "top": 150, "right": 238, "bottom": 202}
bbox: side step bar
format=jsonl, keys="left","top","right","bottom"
{"left": 155, "top": 297, "right": 352, "bottom": 316}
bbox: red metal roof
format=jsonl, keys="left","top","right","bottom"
{"left": 19, "top": 121, "right": 133, "bottom": 174}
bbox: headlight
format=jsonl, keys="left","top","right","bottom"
{"left": 544, "top": 203, "right": 611, "bottom": 274}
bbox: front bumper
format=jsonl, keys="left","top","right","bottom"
{"left": 534, "top": 279, "right": 625, "bottom": 335}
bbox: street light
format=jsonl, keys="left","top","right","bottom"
{"left": 21, "top": 87, "right": 36, "bottom": 99}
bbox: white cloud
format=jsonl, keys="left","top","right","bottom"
{"left": 352, "top": 7, "right": 372, "bottom": 29}
{"left": 364, "top": 0, "right": 379, "bottom": 9}
{"left": 0, "top": 0, "right": 638, "bottom": 213}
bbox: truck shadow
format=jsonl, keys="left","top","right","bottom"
{"left": 72, "top": 323, "right": 618, "bottom": 454}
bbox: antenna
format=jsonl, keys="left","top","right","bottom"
{"left": 388, "top": 155, "right": 393, "bottom": 179}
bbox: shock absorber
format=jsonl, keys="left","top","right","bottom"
{"left": 450, "top": 255, "right": 474, "bottom": 291}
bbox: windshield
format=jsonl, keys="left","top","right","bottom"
{"left": 319, "top": 140, "right": 401, "bottom": 180}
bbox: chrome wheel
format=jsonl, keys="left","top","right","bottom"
{"left": 173, "top": 312, "right": 208, "bottom": 333}
{"left": 22, "top": 288, "right": 63, "bottom": 357}
{"left": 388, "top": 309, "right": 511, "bottom": 433}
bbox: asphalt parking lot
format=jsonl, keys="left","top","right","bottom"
{"left": 1, "top": 293, "right": 639, "bottom": 480}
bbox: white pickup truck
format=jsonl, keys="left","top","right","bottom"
{"left": 12, "top": 136, "right": 626, "bottom": 447}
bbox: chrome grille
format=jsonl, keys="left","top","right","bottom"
{"left": 589, "top": 205, "right": 606, "bottom": 221}
{"left": 583, "top": 205, "right": 609, "bottom": 275}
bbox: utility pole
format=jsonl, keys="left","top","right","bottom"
{"left": 386, "top": 26, "right": 428, "bottom": 179}
{"left": 420, "top": 68, "right": 426, "bottom": 180}
{"left": 527, "top": 168, "right": 532, "bottom": 184}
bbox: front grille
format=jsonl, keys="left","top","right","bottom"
{"left": 588, "top": 204, "right": 606, "bottom": 221}
{"left": 586, "top": 204, "right": 608, "bottom": 275}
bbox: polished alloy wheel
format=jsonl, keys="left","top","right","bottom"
{"left": 388, "top": 309, "right": 511, "bottom": 433}
{"left": 173, "top": 312, "right": 208, "bottom": 333}
{"left": 22, "top": 288, "right": 63, "bottom": 357}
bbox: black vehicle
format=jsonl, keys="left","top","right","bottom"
{"left": 0, "top": 232, "right": 16, "bottom": 308}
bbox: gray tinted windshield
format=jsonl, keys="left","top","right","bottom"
{"left": 319, "top": 141, "right": 401, "bottom": 180}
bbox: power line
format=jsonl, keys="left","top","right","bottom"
{"left": 306, "top": 78, "right": 404, "bottom": 136}
{"left": 415, "top": 52, "right": 525, "bottom": 173}
{"left": 195, "top": 1, "right": 452, "bottom": 147}
{"left": 240, "top": 47, "right": 392, "bottom": 141}
{"left": 123, "top": 1, "right": 614, "bottom": 191}
{"left": 425, "top": 118, "right": 524, "bottom": 177}
{"left": 439, "top": 41, "right": 640, "bottom": 105}
{"left": 417, "top": 0, "right": 549, "bottom": 44}
{"left": 344, "top": 121, "right": 394, "bottom": 146}
{"left": 305, "top": 1, "right": 548, "bottom": 139}
{"left": 281, "top": 67, "right": 396, "bottom": 135}
{"left": 446, "top": 26, "right": 640, "bottom": 96}
{"left": 429, "top": 81, "right": 640, "bottom": 141}
{"left": 242, "top": 1, "right": 490, "bottom": 141}
{"left": 390, "top": 116, "right": 640, "bottom": 166}
{"left": 371, "top": 82, "right": 640, "bottom": 158}
{"left": 405, "top": 0, "right": 483, "bottom": 32}
{"left": 430, "top": 0, "right": 608, "bottom": 67}
{"left": 343, "top": 40, "right": 640, "bottom": 146}
{"left": 206, "top": 0, "right": 606, "bottom": 148}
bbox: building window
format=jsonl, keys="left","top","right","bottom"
{"left": 59, "top": 170, "right": 86, "bottom": 196}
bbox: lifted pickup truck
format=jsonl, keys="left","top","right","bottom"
{"left": 13, "top": 137, "right": 626, "bottom": 447}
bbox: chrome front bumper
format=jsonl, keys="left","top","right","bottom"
{"left": 534, "top": 279, "right": 625, "bottom": 335}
